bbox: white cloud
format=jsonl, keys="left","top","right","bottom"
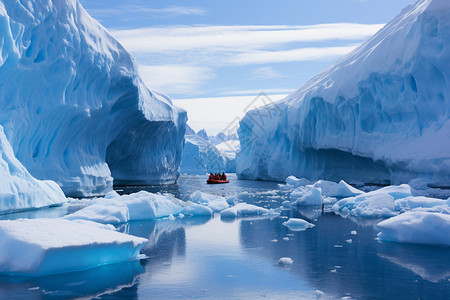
{"left": 230, "top": 45, "right": 358, "bottom": 65}
{"left": 87, "top": 5, "right": 206, "bottom": 19}
{"left": 111, "top": 23, "right": 383, "bottom": 53}
{"left": 139, "top": 65, "right": 213, "bottom": 95}
{"left": 219, "top": 89, "right": 294, "bottom": 96}
{"left": 250, "top": 67, "right": 285, "bottom": 80}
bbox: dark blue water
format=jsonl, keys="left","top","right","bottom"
{"left": 0, "top": 175, "right": 449, "bottom": 299}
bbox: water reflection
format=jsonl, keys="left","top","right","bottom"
{"left": 239, "top": 212, "right": 450, "bottom": 299}
{"left": 0, "top": 260, "right": 143, "bottom": 299}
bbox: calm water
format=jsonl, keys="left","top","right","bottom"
{"left": 0, "top": 175, "right": 449, "bottom": 299}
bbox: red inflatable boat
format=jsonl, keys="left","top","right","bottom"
{"left": 207, "top": 179, "right": 229, "bottom": 184}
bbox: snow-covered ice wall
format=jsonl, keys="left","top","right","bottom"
{"left": 237, "top": 0, "right": 450, "bottom": 187}
{"left": 0, "top": 0, "right": 186, "bottom": 196}
{"left": 0, "top": 125, "right": 66, "bottom": 212}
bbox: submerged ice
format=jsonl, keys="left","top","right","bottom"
{"left": 0, "top": 0, "right": 186, "bottom": 197}
{"left": 237, "top": 0, "right": 450, "bottom": 188}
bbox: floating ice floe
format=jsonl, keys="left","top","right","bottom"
{"left": 377, "top": 211, "right": 450, "bottom": 247}
{"left": 332, "top": 184, "right": 449, "bottom": 219}
{"left": 220, "top": 203, "right": 277, "bottom": 218}
{"left": 277, "top": 257, "right": 294, "bottom": 267}
{"left": 282, "top": 218, "right": 315, "bottom": 231}
{"left": 332, "top": 184, "right": 415, "bottom": 218}
{"left": 290, "top": 186, "right": 322, "bottom": 206}
{"left": 189, "top": 191, "right": 229, "bottom": 212}
{"left": 65, "top": 191, "right": 211, "bottom": 224}
{"left": 0, "top": 218, "right": 147, "bottom": 275}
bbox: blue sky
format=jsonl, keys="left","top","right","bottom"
{"left": 80, "top": 0, "right": 413, "bottom": 133}
{"left": 80, "top": 0, "right": 413, "bottom": 98}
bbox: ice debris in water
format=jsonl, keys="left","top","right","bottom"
{"left": 65, "top": 191, "right": 212, "bottom": 224}
{"left": 377, "top": 211, "right": 450, "bottom": 247}
{"left": 282, "top": 218, "right": 315, "bottom": 231}
{"left": 277, "top": 257, "right": 294, "bottom": 267}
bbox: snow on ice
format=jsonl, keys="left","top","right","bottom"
{"left": 282, "top": 218, "right": 315, "bottom": 231}
{"left": 377, "top": 211, "right": 450, "bottom": 247}
{"left": 65, "top": 191, "right": 212, "bottom": 224}
{"left": 0, "top": 126, "right": 66, "bottom": 213}
{"left": 0, "top": 218, "right": 147, "bottom": 275}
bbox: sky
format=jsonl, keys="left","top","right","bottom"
{"left": 80, "top": 0, "right": 413, "bottom": 134}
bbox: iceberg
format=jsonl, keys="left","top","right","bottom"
{"left": 0, "top": 125, "right": 66, "bottom": 213}
{"left": 377, "top": 211, "right": 450, "bottom": 247}
{"left": 0, "top": 0, "right": 186, "bottom": 197}
{"left": 181, "top": 134, "right": 226, "bottom": 175}
{"left": 180, "top": 128, "right": 238, "bottom": 175}
{"left": 0, "top": 218, "right": 147, "bottom": 275}
{"left": 237, "top": 0, "right": 450, "bottom": 188}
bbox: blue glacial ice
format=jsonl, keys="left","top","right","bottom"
{"left": 0, "top": 218, "right": 147, "bottom": 275}
{"left": 237, "top": 0, "right": 450, "bottom": 188}
{"left": 0, "top": 0, "right": 186, "bottom": 197}
{"left": 181, "top": 130, "right": 239, "bottom": 174}
{"left": 0, "top": 125, "right": 66, "bottom": 213}
{"left": 65, "top": 190, "right": 213, "bottom": 224}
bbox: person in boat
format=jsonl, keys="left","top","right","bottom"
{"left": 214, "top": 173, "right": 220, "bottom": 180}
{"left": 221, "top": 172, "right": 227, "bottom": 180}
{"left": 209, "top": 173, "right": 214, "bottom": 180}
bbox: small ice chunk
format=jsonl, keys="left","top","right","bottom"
{"left": 104, "top": 190, "right": 120, "bottom": 199}
{"left": 291, "top": 186, "right": 322, "bottom": 206}
{"left": 220, "top": 203, "right": 269, "bottom": 218}
{"left": 314, "top": 180, "right": 363, "bottom": 198}
{"left": 315, "top": 290, "right": 325, "bottom": 299}
{"left": 377, "top": 211, "right": 450, "bottom": 246}
{"left": 285, "top": 176, "right": 310, "bottom": 187}
{"left": 271, "top": 239, "right": 278, "bottom": 243}
{"left": 346, "top": 239, "right": 353, "bottom": 244}
{"left": 351, "top": 230, "right": 357, "bottom": 235}
{"left": 226, "top": 196, "right": 237, "bottom": 206}
{"left": 167, "top": 214, "right": 175, "bottom": 220}
{"left": 189, "top": 191, "right": 229, "bottom": 212}
{"left": 277, "top": 257, "right": 294, "bottom": 267}
{"left": 283, "top": 237, "right": 290, "bottom": 241}
{"left": 282, "top": 218, "right": 315, "bottom": 231}
{"left": 282, "top": 200, "right": 292, "bottom": 208}
{"left": 182, "top": 201, "right": 213, "bottom": 216}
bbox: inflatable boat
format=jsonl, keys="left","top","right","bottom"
{"left": 206, "top": 179, "right": 229, "bottom": 184}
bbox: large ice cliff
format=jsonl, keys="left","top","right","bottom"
{"left": 237, "top": 0, "right": 450, "bottom": 187}
{"left": 0, "top": 0, "right": 186, "bottom": 197}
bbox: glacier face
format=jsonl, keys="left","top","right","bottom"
{"left": 181, "top": 128, "right": 239, "bottom": 175}
{"left": 0, "top": 125, "right": 66, "bottom": 212}
{"left": 0, "top": 0, "right": 186, "bottom": 196}
{"left": 237, "top": 0, "right": 450, "bottom": 187}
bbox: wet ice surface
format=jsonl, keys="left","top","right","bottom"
{"left": 0, "top": 174, "right": 449, "bottom": 299}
